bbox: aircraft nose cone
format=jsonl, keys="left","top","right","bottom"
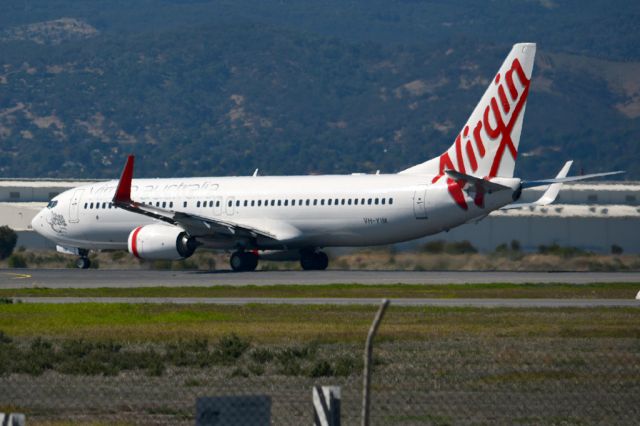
{"left": 31, "top": 210, "right": 46, "bottom": 236}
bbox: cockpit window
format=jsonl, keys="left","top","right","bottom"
{"left": 46, "top": 200, "right": 58, "bottom": 209}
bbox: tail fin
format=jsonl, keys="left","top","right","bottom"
{"left": 401, "top": 43, "right": 536, "bottom": 179}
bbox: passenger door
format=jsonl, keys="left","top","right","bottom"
{"left": 68, "top": 189, "right": 84, "bottom": 223}
{"left": 413, "top": 186, "right": 428, "bottom": 219}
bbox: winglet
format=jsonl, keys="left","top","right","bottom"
{"left": 113, "top": 155, "right": 135, "bottom": 204}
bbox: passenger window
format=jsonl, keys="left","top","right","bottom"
{"left": 236, "top": 200, "right": 240, "bottom": 207}
{"left": 197, "top": 201, "right": 201, "bottom": 207}
{"left": 258, "top": 200, "right": 262, "bottom": 207}
{"left": 374, "top": 198, "right": 379, "bottom": 205}
{"left": 328, "top": 199, "right": 332, "bottom": 206}
{"left": 216, "top": 201, "right": 220, "bottom": 207}
{"left": 271, "top": 200, "right": 275, "bottom": 206}
{"left": 84, "top": 203, "right": 88, "bottom": 209}
{"left": 277, "top": 200, "right": 282, "bottom": 206}
{"left": 183, "top": 201, "right": 188, "bottom": 208}
{"left": 228, "top": 200, "right": 232, "bottom": 207}
{"left": 251, "top": 200, "right": 255, "bottom": 207}
{"left": 354, "top": 199, "right": 359, "bottom": 205}
{"left": 292, "top": 200, "right": 296, "bottom": 206}
{"left": 389, "top": 198, "right": 393, "bottom": 205}
{"left": 284, "top": 200, "right": 288, "bottom": 206}
{"left": 209, "top": 201, "right": 213, "bottom": 207}
{"left": 381, "top": 198, "right": 386, "bottom": 205}
{"left": 313, "top": 200, "right": 318, "bottom": 206}
{"left": 348, "top": 199, "right": 352, "bottom": 205}
{"left": 244, "top": 200, "right": 248, "bottom": 207}
{"left": 341, "top": 199, "right": 345, "bottom": 205}
{"left": 321, "top": 199, "right": 325, "bottom": 206}
{"left": 368, "top": 199, "right": 372, "bottom": 205}
{"left": 306, "top": 200, "right": 310, "bottom": 206}
{"left": 162, "top": 202, "right": 166, "bottom": 208}
{"left": 362, "top": 198, "right": 366, "bottom": 204}
{"left": 169, "top": 202, "right": 173, "bottom": 208}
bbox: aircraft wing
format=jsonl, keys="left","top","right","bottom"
{"left": 111, "top": 155, "right": 283, "bottom": 241}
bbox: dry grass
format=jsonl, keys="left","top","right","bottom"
{"left": 2, "top": 248, "right": 640, "bottom": 271}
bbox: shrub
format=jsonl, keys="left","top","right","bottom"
{"left": 0, "top": 226, "right": 17, "bottom": 260}
{"left": 422, "top": 240, "right": 477, "bottom": 254}
{"left": 308, "top": 360, "right": 334, "bottom": 377}
{"left": 7, "top": 253, "right": 27, "bottom": 268}
{"left": 538, "top": 244, "right": 588, "bottom": 257}
{"left": 611, "top": 244, "right": 624, "bottom": 255}
{"left": 422, "top": 240, "right": 445, "bottom": 253}
{"left": 334, "top": 355, "right": 361, "bottom": 377}
{"left": 250, "top": 348, "right": 275, "bottom": 364}
{"left": 215, "top": 333, "right": 250, "bottom": 363}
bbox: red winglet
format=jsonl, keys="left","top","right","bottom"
{"left": 113, "top": 155, "right": 135, "bottom": 203}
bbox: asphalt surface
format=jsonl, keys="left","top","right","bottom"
{"left": 10, "top": 296, "right": 640, "bottom": 307}
{"left": 1, "top": 269, "right": 640, "bottom": 288}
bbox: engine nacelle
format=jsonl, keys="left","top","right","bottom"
{"left": 127, "top": 224, "right": 197, "bottom": 260}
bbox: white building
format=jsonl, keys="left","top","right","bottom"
{"left": 1, "top": 179, "right": 639, "bottom": 253}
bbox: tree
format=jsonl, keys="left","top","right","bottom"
{"left": 0, "top": 226, "right": 18, "bottom": 260}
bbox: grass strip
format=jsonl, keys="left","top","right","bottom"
{"left": 1, "top": 303, "right": 639, "bottom": 343}
{"left": 0, "top": 282, "right": 639, "bottom": 299}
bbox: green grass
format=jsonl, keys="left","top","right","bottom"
{"left": 1, "top": 303, "right": 639, "bottom": 343}
{"left": 1, "top": 282, "right": 639, "bottom": 299}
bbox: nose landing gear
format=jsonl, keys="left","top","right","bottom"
{"left": 229, "top": 251, "right": 259, "bottom": 272}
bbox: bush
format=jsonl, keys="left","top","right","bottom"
{"left": 215, "top": 334, "right": 250, "bottom": 363}
{"left": 538, "top": 244, "right": 588, "bottom": 257}
{"left": 308, "top": 360, "right": 333, "bottom": 377}
{"left": 422, "top": 240, "right": 477, "bottom": 254}
{"left": 422, "top": 240, "right": 446, "bottom": 253}
{"left": 0, "top": 226, "right": 18, "bottom": 260}
{"left": 7, "top": 253, "right": 27, "bottom": 268}
{"left": 611, "top": 244, "right": 624, "bottom": 255}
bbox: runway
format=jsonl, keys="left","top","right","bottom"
{"left": 10, "top": 296, "right": 640, "bottom": 307}
{"left": 1, "top": 269, "right": 639, "bottom": 289}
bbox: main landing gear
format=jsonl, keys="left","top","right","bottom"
{"left": 300, "top": 249, "right": 329, "bottom": 271}
{"left": 230, "top": 251, "right": 259, "bottom": 272}
{"left": 75, "top": 256, "right": 91, "bottom": 269}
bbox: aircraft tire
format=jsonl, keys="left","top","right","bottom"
{"left": 230, "top": 251, "right": 258, "bottom": 272}
{"left": 300, "top": 250, "right": 328, "bottom": 270}
{"left": 76, "top": 257, "right": 91, "bottom": 269}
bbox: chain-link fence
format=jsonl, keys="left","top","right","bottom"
{"left": 2, "top": 333, "right": 639, "bottom": 424}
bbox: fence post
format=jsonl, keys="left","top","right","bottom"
{"left": 361, "top": 299, "right": 390, "bottom": 426}
{"left": 313, "top": 386, "right": 341, "bottom": 426}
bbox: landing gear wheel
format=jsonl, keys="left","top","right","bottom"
{"left": 300, "top": 250, "right": 329, "bottom": 271}
{"left": 230, "top": 251, "right": 259, "bottom": 272}
{"left": 76, "top": 257, "right": 91, "bottom": 269}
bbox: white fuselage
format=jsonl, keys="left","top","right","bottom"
{"left": 32, "top": 173, "right": 519, "bottom": 251}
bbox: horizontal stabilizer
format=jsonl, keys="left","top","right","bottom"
{"left": 501, "top": 161, "right": 572, "bottom": 210}
{"left": 522, "top": 170, "right": 624, "bottom": 189}
{"left": 445, "top": 169, "right": 511, "bottom": 193}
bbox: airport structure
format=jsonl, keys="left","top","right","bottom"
{"left": 2, "top": 179, "right": 640, "bottom": 253}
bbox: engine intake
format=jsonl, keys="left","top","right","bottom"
{"left": 128, "top": 224, "right": 197, "bottom": 260}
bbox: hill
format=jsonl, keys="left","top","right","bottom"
{"left": 0, "top": 1, "right": 638, "bottom": 179}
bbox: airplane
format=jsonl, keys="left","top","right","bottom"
{"left": 31, "top": 43, "right": 623, "bottom": 271}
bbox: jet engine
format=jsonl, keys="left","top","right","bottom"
{"left": 127, "top": 224, "right": 197, "bottom": 260}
